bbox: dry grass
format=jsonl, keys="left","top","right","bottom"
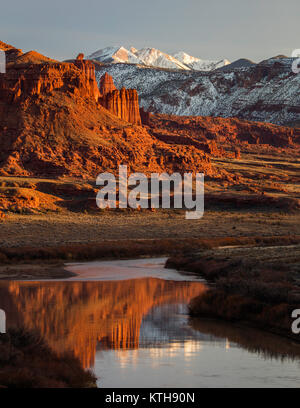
{"left": 0, "top": 329, "right": 96, "bottom": 388}
{"left": 1, "top": 236, "right": 300, "bottom": 266}
{"left": 168, "top": 245, "right": 300, "bottom": 339}
{"left": 190, "top": 318, "right": 300, "bottom": 360}
{"left": 189, "top": 291, "right": 294, "bottom": 338}
{"left": 0, "top": 210, "right": 299, "bottom": 249}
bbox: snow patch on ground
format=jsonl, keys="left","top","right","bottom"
{"left": 94, "top": 58, "right": 300, "bottom": 125}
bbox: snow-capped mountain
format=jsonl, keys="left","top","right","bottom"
{"left": 88, "top": 46, "right": 145, "bottom": 64}
{"left": 93, "top": 57, "right": 300, "bottom": 126}
{"left": 173, "top": 51, "right": 230, "bottom": 71}
{"left": 132, "top": 48, "right": 190, "bottom": 70}
{"left": 88, "top": 46, "right": 229, "bottom": 71}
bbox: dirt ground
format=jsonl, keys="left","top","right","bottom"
{"left": 0, "top": 150, "right": 299, "bottom": 248}
{"left": 0, "top": 152, "right": 299, "bottom": 280}
{"left": 0, "top": 209, "right": 299, "bottom": 248}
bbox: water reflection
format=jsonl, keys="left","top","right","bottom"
{"left": 0, "top": 268, "right": 300, "bottom": 387}
{"left": 0, "top": 278, "right": 207, "bottom": 368}
{"left": 190, "top": 318, "right": 300, "bottom": 361}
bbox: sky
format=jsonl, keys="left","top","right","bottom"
{"left": 0, "top": 0, "right": 299, "bottom": 63}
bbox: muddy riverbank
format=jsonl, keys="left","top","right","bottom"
{"left": 166, "top": 244, "right": 300, "bottom": 341}
{"left": 1, "top": 235, "right": 300, "bottom": 280}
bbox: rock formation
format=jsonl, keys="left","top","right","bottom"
{"left": 93, "top": 59, "right": 300, "bottom": 126}
{"left": 0, "top": 40, "right": 22, "bottom": 62}
{"left": 0, "top": 42, "right": 213, "bottom": 178}
{"left": 99, "top": 72, "right": 116, "bottom": 95}
{"left": 140, "top": 107, "right": 151, "bottom": 126}
{"left": 98, "top": 72, "right": 142, "bottom": 125}
{"left": 99, "top": 87, "right": 141, "bottom": 125}
{"left": 72, "top": 59, "right": 100, "bottom": 101}
{"left": 0, "top": 59, "right": 100, "bottom": 104}
{"left": 150, "top": 114, "right": 300, "bottom": 154}
{"left": 76, "top": 53, "right": 84, "bottom": 61}
{"left": 0, "top": 41, "right": 298, "bottom": 181}
{"left": 234, "top": 147, "right": 241, "bottom": 159}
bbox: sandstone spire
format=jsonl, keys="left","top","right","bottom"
{"left": 98, "top": 73, "right": 141, "bottom": 125}
{"left": 99, "top": 72, "right": 117, "bottom": 96}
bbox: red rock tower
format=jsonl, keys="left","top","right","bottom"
{"left": 73, "top": 54, "right": 100, "bottom": 101}
{"left": 99, "top": 72, "right": 117, "bottom": 95}
{"left": 98, "top": 73, "right": 142, "bottom": 125}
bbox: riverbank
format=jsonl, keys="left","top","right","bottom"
{"left": 0, "top": 264, "right": 75, "bottom": 280}
{"left": 0, "top": 329, "right": 96, "bottom": 388}
{"left": 1, "top": 205, "right": 299, "bottom": 279}
{"left": 1, "top": 234, "right": 300, "bottom": 280}
{"left": 166, "top": 244, "right": 300, "bottom": 341}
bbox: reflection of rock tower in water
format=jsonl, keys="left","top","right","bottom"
{"left": 1, "top": 279, "right": 207, "bottom": 368}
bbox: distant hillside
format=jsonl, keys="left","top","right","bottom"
{"left": 11, "top": 51, "right": 57, "bottom": 65}
{"left": 93, "top": 56, "right": 300, "bottom": 126}
{"left": 216, "top": 58, "right": 255, "bottom": 71}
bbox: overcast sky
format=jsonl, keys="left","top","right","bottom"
{"left": 1, "top": 0, "right": 299, "bottom": 62}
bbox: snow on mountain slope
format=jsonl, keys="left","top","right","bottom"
{"left": 88, "top": 46, "right": 230, "bottom": 71}
{"left": 132, "top": 48, "right": 190, "bottom": 70}
{"left": 88, "top": 46, "right": 144, "bottom": 64}
{"left": 216, "top": 58, "right": 255, "bottom": 71}
{"left": 173, "top": 51, "right": 230, "bottom": 71}
{"left": 94, "top": 57, "right": 300, "bottom": 126}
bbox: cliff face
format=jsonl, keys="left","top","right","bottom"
{"left": 150, "top": 114, "right": 300, "bottom": 155}
{"left": 1, "top": 41, "right": 297, "bottom": 182}
{"left": 99, "top": 72, "right": 142, "bottom": 125}
{"left": 0, "top": 46, "right": 143, "bottom": 127}
{"left": 0, "top": 40, "right": 22, "bottom": 62}
{"left": 99, "top": 72, "right": 116, "bottom": 95}
{"left": 73, "top": 59, "right": 101, "bottom": 101}
{"left": 140, "top": 107, "right": 151, "bottom": 126}
{"left": 100, "top": 87, "right": 142, "bottom": 125}
{"left": 0, "top": 48, "right": 213, "bottom": 178}
{"left": 0, "top": 60, "right": 100, "bottom": 104}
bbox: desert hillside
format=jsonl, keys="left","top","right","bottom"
{"left": 0, "top": 41, "right": 299, "bottom": 218}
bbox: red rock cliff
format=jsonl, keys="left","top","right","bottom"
{"left": 99, "top": 73, "right": 142, "bottom": 125}
{"left": 0, "top": 55, "right": 213, "bottom": 178}
{"left": 140, "top": 107, "right": 152, "bottom": 126}
{"left": 0, "top": 59, "right": 100, "bottom": 104}
{"left": 100, "top": 87, "right": 141, "bottom": 125}
{"left": 99, "top": 72, "right": 116, "bottom": 95}
{"left": 0, "top": 40, "right": 23, "bottom": 62}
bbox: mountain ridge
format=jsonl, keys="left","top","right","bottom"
{"left": 93, "top": 56, "right": 300, "bottom": 126}
{"left": 87, "top": 46, "right": 230, "bottom": 72}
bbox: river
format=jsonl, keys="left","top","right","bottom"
{"left": 0, "top": 258, "right": 299, "bottom": 387}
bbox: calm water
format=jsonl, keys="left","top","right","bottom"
{"left": 0, "top": 258, "right": 300, "bottom": 388}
